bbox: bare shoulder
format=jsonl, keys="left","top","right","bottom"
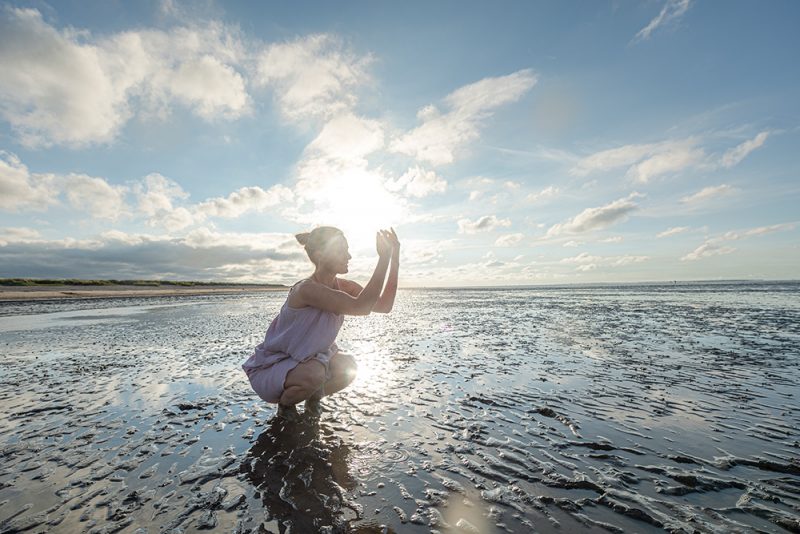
{"left": 289, "top": 278, "right": 365, "bottom": 315}
{"left": 287, "top": 278, "right": 314, "bottom": 308}
{"left": 337, "top": 278, "right": 364, "bottom": 297}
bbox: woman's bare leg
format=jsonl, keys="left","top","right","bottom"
{"left": 306, "top": 352, "right": 357, "bottom": 413}
{"left": 321, "top": 352, "right": 357, "bottom": 396}
{"left": 280, "top": 359, "right": 326, "bottom": 406}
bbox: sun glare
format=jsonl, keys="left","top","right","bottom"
{"left": 310, "top": 169, "right": 406, "bottom": 251}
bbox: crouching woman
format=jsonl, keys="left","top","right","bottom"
{"left": 242, "top": 226, "right": 399, "bottom": 418}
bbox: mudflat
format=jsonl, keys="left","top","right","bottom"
{"left": 0, "top": 282, "right": 798, "bottom": 532}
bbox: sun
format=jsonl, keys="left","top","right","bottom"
{"left": 303, "top": 168, "right": 406, "bottom": 251}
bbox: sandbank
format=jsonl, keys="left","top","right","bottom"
{"left": 0, "top": 284, "right": 287, "bottom": 301}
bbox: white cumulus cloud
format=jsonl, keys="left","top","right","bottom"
{"left": 625, "top": 141, "right": 705, "bottom": 183}
{"left": 657, "top": 226, "right": 690, "bottom": 238}
{"left": 681, "top": 242, "right": 736, "bottom": 261}
{"left": 547, "top": 193, "right": 642, "bottom": 237}
{"left": 681, "top": 222, "right": 795, "bottom": 261}
{"left": 571, "top": 133, "right": 766, "bottom": 184}
{"left": 306, "top": 113, "right": 384, "bottom": 162}
{"left": 719, "top": 131, "right": 769, "bottom": 168}
{"left": 0, "top": 226, "right": 42, "bottom": 245}
{"left": 680, "top": 184, "right": 736, "bottom": 204}
{"left": 195, "top": 185, "right": 294, "bottom": 218}
{"left": 457, "top": 215, "right": 512, "bottom": 234}
{"left": 65, "top": 174, "right": 130, "bottom": 220}
{"left": 495, "top": 233, "right": 525, "bottom": 247}
{"left": 387, "top": 166, "right": 447, "bottom": 198}
{"left": 526, "top": 185, "right": 559, "bottom": 202}
{"left": 254, "top": 34, "right": 371, "bottom": 121}
{"left": 0, "top": 7, "right": 251, "bottom": 147}
{"left": 561, "top": 251, "right": 649, "bottom": 272}
{"left": 571, "top": 142, "right": 659, "bottom": 177}
{"left": 391, "top": 69, "right": 537, "bottom": 166}
{"left": 0, "top": 151, "right": 59, "bottom": 211}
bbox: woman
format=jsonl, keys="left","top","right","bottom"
{"left": 242, "top": 226, "right": 400, "bottom": 418}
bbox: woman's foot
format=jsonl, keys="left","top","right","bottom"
{"left": 276, "top": 403, "right": 300, "bottom": 422}
{"left": 304, "top": 397, "right": 324, "bottom": 417}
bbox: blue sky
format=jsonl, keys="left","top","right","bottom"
{"left": 0, "top": 0, "right": 798, "bottom": 286}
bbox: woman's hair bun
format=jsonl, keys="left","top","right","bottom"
{"left": 295, "top": 232, "right": 310, "bottom": 246}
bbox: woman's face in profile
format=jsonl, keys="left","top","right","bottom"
{"left": 320, "top": 234, "right": 351, "bottom": 273}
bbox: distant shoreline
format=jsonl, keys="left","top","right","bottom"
{"left": 0, "top": 283, "right": 288, "bottom": 301}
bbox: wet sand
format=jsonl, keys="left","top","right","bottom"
{"left": 0, "top": 284, "right": 286, "bottom": 301}
{"left": 0, "top": 283, "right": 798, "bottom": 533}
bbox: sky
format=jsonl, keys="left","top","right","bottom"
{"left": 0, "top": 0, "right": 798, "bottom": 287}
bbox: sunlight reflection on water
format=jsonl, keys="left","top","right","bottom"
{"left": 0, "top": 282, "right": 798, "bottom": 532}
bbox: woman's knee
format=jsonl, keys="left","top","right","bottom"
{"left": 333, "top": 354, "right": 357, "bottom": 383}
{"left": 285, "top": 360, "right": 327, "bottom": 392}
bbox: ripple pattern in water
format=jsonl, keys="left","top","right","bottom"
{"left": 0, "top": 282, "right": 798, "bottom": 533}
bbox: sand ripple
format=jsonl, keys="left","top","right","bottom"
{"left": 0, "top": 283, "right": 798, "bottom": 532}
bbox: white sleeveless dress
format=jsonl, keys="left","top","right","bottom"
{"left": 242, "top": 279, "right": 345, "bottom": 403}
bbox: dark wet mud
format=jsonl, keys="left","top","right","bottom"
{"left": 1, "top": 282, "right": 798, "bottom": 533}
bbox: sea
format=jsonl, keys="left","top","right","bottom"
{"left": 0, "top": 281, "right": 798, "bottom": 533}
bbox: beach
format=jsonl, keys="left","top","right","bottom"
{"left": 0, "top": 282, "right": 798, "bottom": 533}
{"left": 0, "top": 284, "right": 286, "bottom": 301}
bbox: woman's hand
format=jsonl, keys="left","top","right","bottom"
{"left": 387, "top": 227, "right": 401, "bottom": 259}
{"left": 376, "top": 230, "right": 392, "bottom": 258}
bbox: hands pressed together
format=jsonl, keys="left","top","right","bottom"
{"left": 376, "top": 228, "right": 400, "bottom": 260}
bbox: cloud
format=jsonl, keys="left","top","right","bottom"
{"left": 133, "top": 176, "right": 295, "bottom": 229}
{"left": 0, "top": 151, "right": 59, "bottom": 211}
{"left": 722, "top": 222, "right": 796, "bottom": 241}
{"left": 0, "top": 229, "right": 306, "bottom": 282}
{"left": 0, "top": 7, "right": 250, "bottom": 146}
{"left": 167, "top": 55, "right": 249, "bottom": 120}
{"left": 625, "top": 141, "right": 704, "bottom": 183}
{"left": 570, "top": 138, "right": 705, "bottom": 183}
{"left": 560, "top": 251, "right": 649, "bottom": 272}
{"left": 135, "top": 173, "right": 189, "bottom": 216}
{"left": 547, "top": 193, "right": 642, "bottom": 236}
{"left": 284, "top": 112, "right": 411, "bottom": 243}
{"left": 680, "top": 184, "right": 736, "bottom": 204}
{"left": 681, "top": 242, "right": 736, "bottom": 261}
{"left": 390, "top": 69, "right": 537, "bottom": 165}
{"left": 719, "top": 131, "right": 769, "bottom": 168}
{"left": 396, "top": 238, "right": 458, "bottom": 267}
{"left": 526, "top": 185, "right": 559, "bottom": 202}
{"left": 571, "top": 142, "right": 659, "bottom": 177}
{"left": 254, "top": 34, "right": 371, "bottom": 121}
{"left": 0, "top": 226, "right": 42, "bottom": 246}
{"left": 65, "top": 174, "right": 130, "bottom": 220}
{"left": 657, "top": 226, "right": 690, "bottom": 238}
{"left": 571, "top": 134, "right": 764, "bottom": 183}
{"left": 495, "top": 233, "right": 524, "bottom": 247}
{"left": 0, "top": 7, "right": 130, "bottom": 146}
{"left": 681, "top": 222, "right": 795, "bottom": 261}
{"left": 195, "top": 184, "right": 294, "bottom": 218}
{"left": 633, "top": 0, "right": 692, "bottom": 42}
{"left": 457, "top": 215, "right": 512, "bottom": 234}
{"left": 386, "top": 166, "right": 447, "bottom": 198}
{"left": 133, "top": 173, "right": 194, "bottom": 230}
{"left": 306, "top": 112, "right": 385, "bottom": 162}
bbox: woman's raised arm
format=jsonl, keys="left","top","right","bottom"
{"left": 293, "top": 231, "right": 392, "bottom": 316}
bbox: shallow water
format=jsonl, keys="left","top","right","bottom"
{"left": 0, "top": 282, "right": 798, "bottom": 533}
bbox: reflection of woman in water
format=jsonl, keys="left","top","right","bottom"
{"left": 242, "top": 226, "right": 399, "bottom": 418}
{"left": 241, "top": 416, "right": 357, "bottom": 532}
